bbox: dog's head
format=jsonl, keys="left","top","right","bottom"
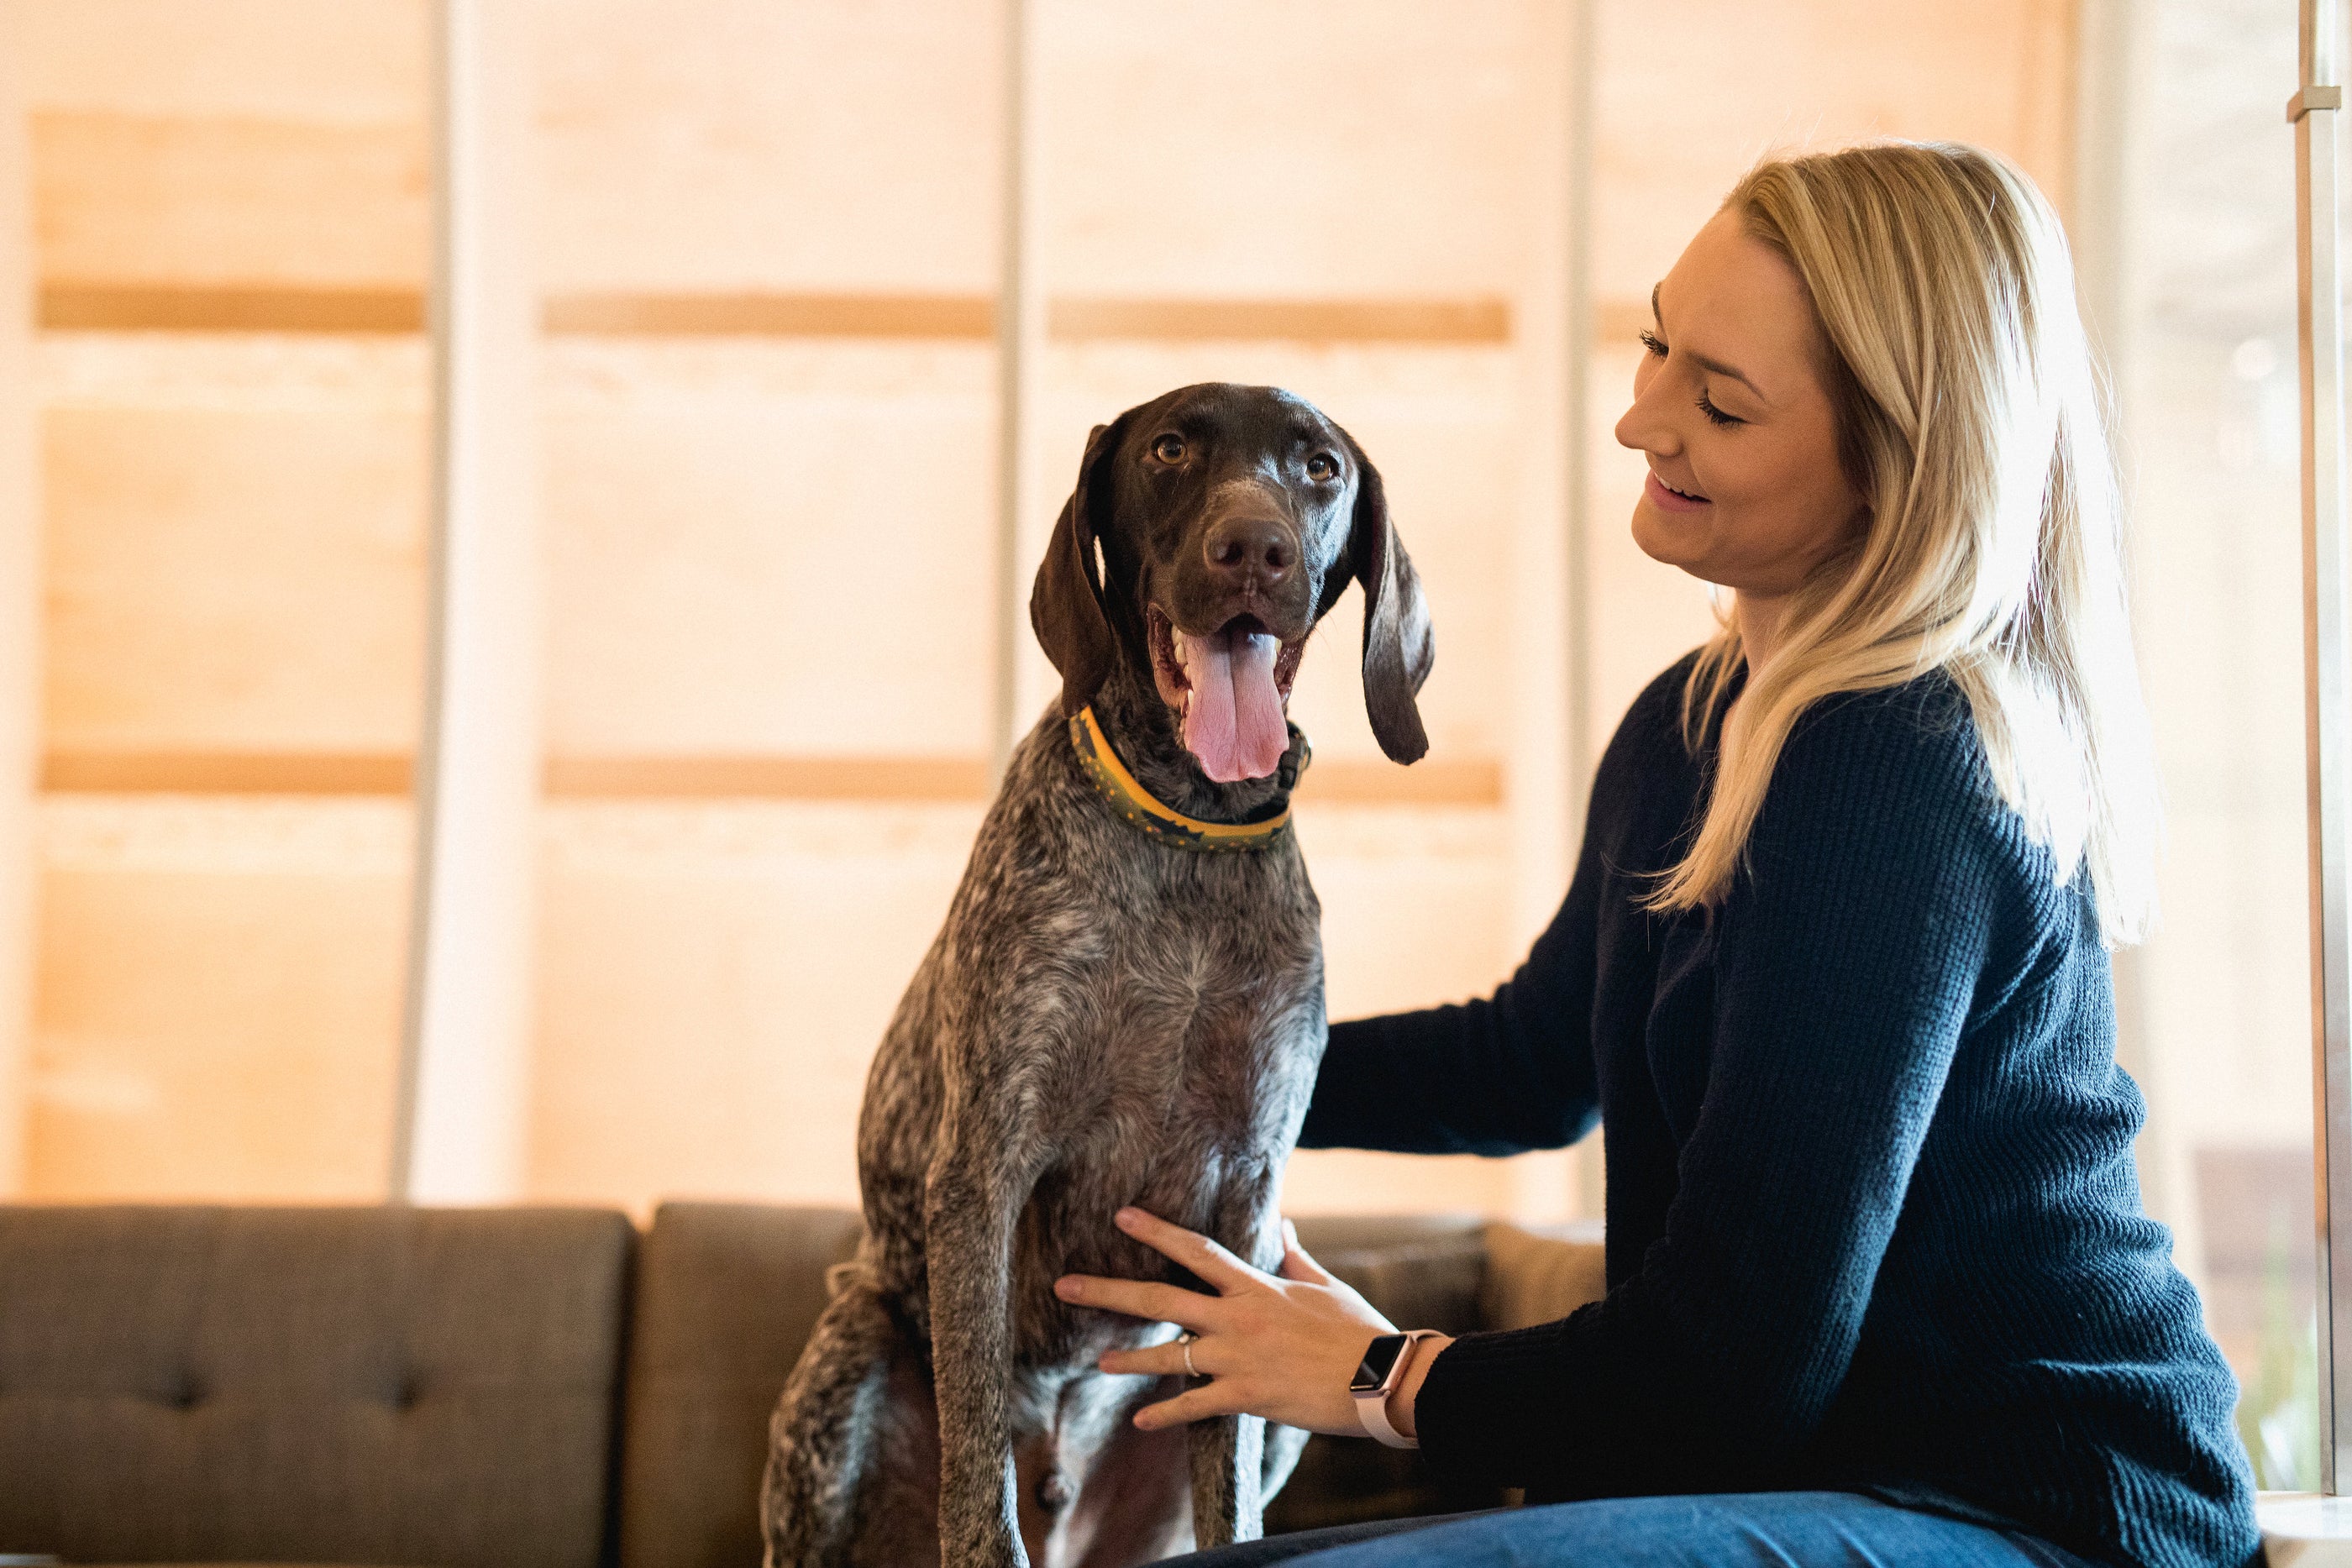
{"left": 1029, "top": 383, "right": 1434, "bottom": 782}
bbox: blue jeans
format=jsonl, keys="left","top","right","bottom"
{"left": 1171, "top": 1492, "right": 2097, "bottom": 1567}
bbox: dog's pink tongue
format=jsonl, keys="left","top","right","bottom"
{"left": 1179, "top": 628, "right": 1289, "bottom": 783}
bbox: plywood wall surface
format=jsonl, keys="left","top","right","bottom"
{"left": 538, "top": 0, "right": 1001, "bottom": 294}
{"left": 1039, "top": 0, "right": 1539, "bottom": 298}
{"left": 39, "top": 336, "right": 428, "bottom": 754}
{"left": 26, "top": 797, "right": 408, "bottom": 1198}
{"left": 543, "top": 339, "right": 998, "bottom": 758}
{"left": 1590, "top": 0, "right": 2076, "bottom": 306}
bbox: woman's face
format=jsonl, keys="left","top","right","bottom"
{"left": 1615, "top": 210, "right": 1866, "bottom": 599}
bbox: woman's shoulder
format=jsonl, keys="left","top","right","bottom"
{"left": 1601, "top": 649, "right": 1711, "bottom": 762}
{"left": 1759, "top": 669, "right": 2039, "bottom": 888}
{"left": 1780, "top": 668, "right": 1987, "bottom": 799}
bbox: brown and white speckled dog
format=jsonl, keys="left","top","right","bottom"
{"left": 761, "top": 383, "right": 1434, "bottom": 1568}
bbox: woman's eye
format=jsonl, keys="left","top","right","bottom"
{"left": 1638, "top": 329, "right": 1667, "bottom": 358}
{"left": 1306, "top": 453, "right": 1338, "bottom": 480}
{"left": 1151, "top": 433, "right": 1187, "bottom": 464}
{"left": 1695, "top": 392, "right": 1743, "bottom": 428}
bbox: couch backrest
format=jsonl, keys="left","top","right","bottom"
{"left": 0, "top": 1204, "right": 634, "bottom": 1568}
{"left": 617, "top": 1203, "right": 864, "bottom": 1568}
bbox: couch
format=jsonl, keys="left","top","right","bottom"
{"left": 0, "top": 1202, "right": 1606, "bottom": 1567}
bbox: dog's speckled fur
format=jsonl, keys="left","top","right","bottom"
{"left": 761, "top": 385, "right": 1434, "bottom": 1568}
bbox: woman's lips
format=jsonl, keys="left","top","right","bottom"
{"left": 1644, "top": 470, "right": 1712, "bottom": 513}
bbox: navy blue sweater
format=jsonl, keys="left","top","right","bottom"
{"left": 1301, "top": 657, "right": 2259, "bottom": 1568}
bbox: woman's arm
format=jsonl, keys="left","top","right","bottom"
{"left": 1413, "top": 700, "right": 2013, "bottom": 1494}
{"left": 1298, "top": 838, "right": 1604, "bottom": 1156}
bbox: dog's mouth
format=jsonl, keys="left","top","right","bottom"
{"left": 1147, "top": 606, "right": 1305, "bottom": 784}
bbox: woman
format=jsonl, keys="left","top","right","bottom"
{"left": 1052, "top": 142, "right": 2262, "bottom": 1567}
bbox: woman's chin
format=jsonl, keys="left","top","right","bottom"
{"left": 1630, "top": 501, "right": 1712, "bottom": 575}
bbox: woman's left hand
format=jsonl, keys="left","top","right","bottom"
{"left": 1054, "top": 1206, "right": 1435, "bottom": 1436}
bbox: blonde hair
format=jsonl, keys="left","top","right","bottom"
{"left": 1649, "top": 141, "right": 2159, "bottom": 946}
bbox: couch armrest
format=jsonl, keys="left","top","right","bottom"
{"left": 1478, "top": 1220, "right": 1607, "bottom": 1332}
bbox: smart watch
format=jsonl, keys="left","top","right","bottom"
{"left": 1349, "top": 1329, "right": 1440, "bottom": 1449}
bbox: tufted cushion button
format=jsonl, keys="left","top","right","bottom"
{"left": 165, "top": 1371, "right": 203, "bottom": 1409}
{"left": 389, "top": 1371, "right": 420, "bottom": 1410}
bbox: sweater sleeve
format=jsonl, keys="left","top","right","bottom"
{"left": 1295, "top": 833, "right": 1603, "bottom": 1156}
{"left": 1411, "top": 695, "right": 2010, "bottom": 1495}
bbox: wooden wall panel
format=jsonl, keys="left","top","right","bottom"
{"left": 1590, "top": 0, "right": 2077, "bottom": 312}
{"left": 543, "top": 340, "right": 998, "bottom": 757}
{"left": 1041, "top": 0, "right": 1538, "bottom": 297}
{"left": 33, "top": 113, "right": 427, "bottom": 291}
{"left": 526, "top": 801, "right": 983, "bottom": 1209}
{"left": 23, "top": 0, "right": 428, "bottom": 292}
{"left": 537, "top": 0, "right": 1001, "bottom": 294}
{"left": 26, "top": 798, "right": 408, "bottom": 1199}
{"left": 1285, "top": 803, "right": 1576, "bottom": 1221}
{"left": 18, "top": 0, "right": 427, "bottom": 123}
{"left": 40, "top": 343, "right": 427, "bottom": 754}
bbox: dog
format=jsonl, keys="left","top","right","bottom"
{"left": 761, "top": 383, "right": 1434, "bottom": 1568}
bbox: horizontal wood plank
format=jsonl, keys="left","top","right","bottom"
{"left": 1048, "top": 296, "right": 1512, "bottom": 343}
{"left": 1297, "top": 757, "right": 1502, "bottom": 806}
{"left": 543, "top": 754, "right": 993, "bottom": 800}
{"left": 44, "top": 752, "right": 413, "bottom": 794}
{"left": 29, "top": 286, "right": 1600, "bottom": 343}
{"left": 39, "top": 750, "right": 1505, "bottom": 805}
{"left": 40, "top": 283, "right": 423, "bottom": 333}
{"left": 543, "top": 291, "right": 990, "bottom": 338}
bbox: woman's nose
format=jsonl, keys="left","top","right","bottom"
{"left": 1614, "top": 387, "right": 1677, "bottom": 457}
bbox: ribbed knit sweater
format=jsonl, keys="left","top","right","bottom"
{"left": 1300, "top": 655, "right": 2260, "bottom": 1568}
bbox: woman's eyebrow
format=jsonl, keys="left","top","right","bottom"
{"left": 1651, "top": 281, "right": 1771, "bottom": 406}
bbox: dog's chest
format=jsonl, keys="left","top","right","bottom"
{"left": 1065, "top": 854, "right": 1320, "bottom": 1126}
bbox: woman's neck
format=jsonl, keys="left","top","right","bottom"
{"left": 1733, "top": 590, "right": 1791, "bottom": 676}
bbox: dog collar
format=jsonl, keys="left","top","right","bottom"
{"left": 1068, "top": 706, "right": 1308, "bottom": 852}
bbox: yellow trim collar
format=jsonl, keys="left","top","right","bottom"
{"left": 1068, "top": 706, "right": 1305, "bottom": 852}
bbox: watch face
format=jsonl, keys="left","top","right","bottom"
{"left": 1350, "top": 1334, "right": 1407, "bottom": 1394}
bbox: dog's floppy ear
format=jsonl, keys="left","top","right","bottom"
{"left": 1030, "top": 417, "right": 1127, "bottom": 718}
{"left": 1345, "top": 437, "right": 1435, "bottom": 764}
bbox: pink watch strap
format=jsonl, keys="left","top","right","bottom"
{"left": 1353, "top": 1329, "right": 1439, "bottom": 1450}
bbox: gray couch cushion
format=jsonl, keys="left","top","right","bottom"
{"left": 617, "top": 1204, "right": 864, "bottom": 1568}
{"left": 0, "top": 1204, "right": 633, "bottom": 1568}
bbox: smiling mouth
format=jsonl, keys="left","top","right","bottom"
{"left": 1651, "top": 471, "right": 1711, "bottom": 504}
{"left": 1147, "top": 606, "right": 1306, "bottom": 784}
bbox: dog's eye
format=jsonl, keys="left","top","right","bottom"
{"left": 1151, "top": 433, "right": 1187, "bottom": 464}
{"left": 1306, "top": 453, "right": 1338, "bottom": 481}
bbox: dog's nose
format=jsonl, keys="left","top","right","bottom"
{"left": 1203, "top": 516, "right": 1296, "bottom": 589}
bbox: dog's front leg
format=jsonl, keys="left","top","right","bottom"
{"left": 927, "top": 1141, "right": 1032, "bottom": 1568}
{"left": 1187, "top": 1408, "right": 1267, "bottom": 1550}
{"left": 1186, "top": 1175, "right": 1288, "bottom": 1550}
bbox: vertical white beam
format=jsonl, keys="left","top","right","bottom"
{"left": 0, "top": 3, "right": 39, "bottom": 1197}
{"left": 2294, "top": 0, "right": 2352, "bottom": 1495}
{"left": 990, "top": 0, "right": 1042, "bottom": 776}
{"left": 1505, "top": 0, "right": 1596, "bottom": 1223}
{"left": 1564, "top": 0, "right": 1603, "bottom": 1223}
{"left": 391, "top": 0, "right": 543, "bottom": 1204}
